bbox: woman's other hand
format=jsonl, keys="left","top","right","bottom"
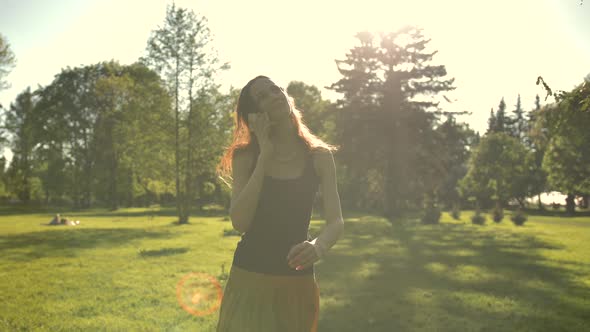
{"left": 286, "top": 241, "right": 320, "bottom": 271}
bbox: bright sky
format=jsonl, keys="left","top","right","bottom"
{"left": 1, "top": 0, "right": 589, "bottom": 143}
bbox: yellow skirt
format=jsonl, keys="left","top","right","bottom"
{"left": 216, "top": 265, "right": 320, "bottom": 332}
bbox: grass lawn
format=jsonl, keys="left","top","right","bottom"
{"left": 0, "top": 206, "right": 589, "bottom": 331}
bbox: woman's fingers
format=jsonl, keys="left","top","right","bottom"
{"left": 288, "top": 244, "right": 318, "bottom": 269}
{"left": 293, "top": 252, "right": 317, "bottom": 270}
{"left": 287, "top": 242, "right": 306, "bottom": 261}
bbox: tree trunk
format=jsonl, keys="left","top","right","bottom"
{"left": 174, "top": 60, "right": 186, "bottom": 223}
{"left": 181, "top": 68, "right": 195, "bottom": 225}
{"left": 565, "top": 193, "right": 576, "bottom": 216}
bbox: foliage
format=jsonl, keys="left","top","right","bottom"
{"left": 492, "top": 204, "right": 504, "bottom": 223}
{"left": 471, "top": 209, "right": 486, "bottom": 225}
{"left": 3, "top": 88, "right": 36, "bottom": 203}
{"left": 434, "top": 115, "right": 478, "bottom": 209}
{"left": 510, "top": 208, "right": 527, "bottom": 226}
{"left": 459, "top": 133, "right": 529, "bottom": 209}
{"left": 287, "top": 81, "right": 336, "bottom": 142}
{"left": 0, "top": 33, "right": 16, "bottom": 92}
{"left": 535, "top": 79, "right": 590, "bottom": 214}
{"left": 421, "top": 202, "right": 441, "bottom": 224}
{"left": 328, "top": 27, "right": 457, "bottom": 220}
{"left": 451, "top": 204, "right": 461, "bottom": 220}
{"left": 142, "top": 3, "right": 228, "bottom": 222}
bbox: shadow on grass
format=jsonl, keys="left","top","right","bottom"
{"left": 138, "top": 247, "right": 189, "bottom": 257}
{"left": 0, "top": 228, "right": 177, "bottom": 263}
{"left": 315, "top": 217, "right": 590, "bottom": 332}
{"left": 68, "top": 208, "right": 228, "bottom": 219}
{"left": 520, "top": 207, "right": 590, "bottom": 217}
{"left": 0, "top": 204, "right": 229, "bottom": 218}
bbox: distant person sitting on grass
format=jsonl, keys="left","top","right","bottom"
{"left": 48, "top": 214, "right": 61, "bottom": 225}
{"left": 48, "top": 214, "right": 80, "bottom": 226}
{"left": 61, "top": 217, "right": 80, "bottom": 226}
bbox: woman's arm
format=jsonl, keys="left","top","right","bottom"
{"left": 229, "top": 150, "right": 266, "bottom": 233}
{"left": 287, "top": 149, "right": 344, "bottom": 270}
{"left": 309, "top": 149, "right": 344, "bottom": 258}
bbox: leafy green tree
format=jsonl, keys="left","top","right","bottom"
{"left": 434, "top": 115, "right": 478, "bottom": 209}
{"left": 143, "top": 3, "right": 227, "bottom": 223}
{"left": 0, "top": 33, "right": 16, "bottom": 92}
{"left": 3, "top": 87, "right": 37, "bottom": 202}
{"left": 91, "top": 62, "right": 175, "bottom": 209}
{"left": 459, "top": 132, "right": 529, "bottom": 209}
{"left": 187, "top": 86, "right": 235, "bottom": 210}
{"left": 286, "top": 81, "right": 335, "bottom": 142}
{"left": 35, "top": 64, "right": 108, "bottom": 208}
{"left": 525, "top": 94, "right": 547, "bottom": 209}
{"left": 0, "top": 34, "right": 16, "bottom": 152}
{"left": 536, "top": 80, "right": 590, "bottom": 214}
{"left": 31, "top": 61, "right": 174, "bottom": 208}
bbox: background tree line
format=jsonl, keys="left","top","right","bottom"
{"left": 0, "top": 6, "right": 588, "bottom": 223}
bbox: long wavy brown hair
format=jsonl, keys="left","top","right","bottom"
{"left": 216, "top": 75, "right": 339, "bottom": 188}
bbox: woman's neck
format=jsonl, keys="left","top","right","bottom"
{"left": 271, "top": 121, "right": 300, "bottom": 151}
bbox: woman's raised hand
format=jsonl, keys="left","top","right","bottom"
{"left": 248, "top": 112, "right": 274, "bottom": 165}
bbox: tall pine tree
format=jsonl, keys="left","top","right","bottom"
{"left": 329, "top": 27, "right": 455, "bottom": 220}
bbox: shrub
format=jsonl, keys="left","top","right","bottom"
{"left": 492, "top": 205, "right": 504, "bottom": 223}
{"left": 471, "top": 210, "right": 486, "bottom": 225}
{"left": 511, "top": 209, "right": 527, "bottom": 226}
{"left": 421, "top": 204, "right": 441, "bottom": 224}
{"left": 451, "top": 205, "right": 461, "bottom": 220}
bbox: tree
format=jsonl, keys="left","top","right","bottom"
{"left": 0, "top": 34, "right": 16, "bottom": 151}
{"left": 92, "top": 62, "right": 175, "bottom": 209}
{"left": 0, "top": 33, "right": 16, "bottom": 92}
{"left": 488, "top": 98, "right": 507, "bottom": 134}
{"left": 143, "top": 4, "right": 227, "bottom": 223}
{"left": 509, "top": 94, "right": 526, "bottom": 142}
{"left": 536, "top": 80, "right": 590, "bottom": 214}
{"left": 486, "top": 108, "right": 496, "bottom": 135}
{"left": 526, "top": 94, "right": 547, "bottom": 209}
{"left": 29, "top": 61, "right": 174, "bottom": 208}
{"left": 328, "top": 27, "right": 456, "bottom": 220}
{"left": 286, "top": 81, "right": 335, "bottom": 142}
{"left": 3, "top": 87, "right": 37, "bottom": 203}
{"left": 434, "top": 115, "right": 478, "bottom": 209}
{"left": 459, "top": 132, "right": 530, "bottom": 209}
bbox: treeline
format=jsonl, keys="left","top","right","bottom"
{"left": 1, "top": 61, "right": 232, "bottom": 209}
{"left": 1, "top": 6, "right": 589, "bottom": 222}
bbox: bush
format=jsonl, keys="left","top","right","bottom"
{"left": 421, "top": 205, "right": 441, "bottom": 224}
{"left": 492, "top": 205, "right": 504, "bottom": 223}
{"left": 451, "top": 205, "right": 461, "bottom": 220}
{"left": 471, "top": 210, "right": 486, "bottom": 225}
{"left": 511, "top": 209, "right": 528, "bottom": 226}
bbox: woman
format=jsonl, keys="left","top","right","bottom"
{"left": 215, "top": 76, "right": 344, "bottom": 332}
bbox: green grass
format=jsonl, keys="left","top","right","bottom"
{"left": 1, "top": 207, "right": 589, "bottom": 331}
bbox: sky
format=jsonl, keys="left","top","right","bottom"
{"left": 1, "top": 0, "right": 589, "bottom": 144}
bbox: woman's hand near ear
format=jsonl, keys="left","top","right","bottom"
{"left": 248, "top": 113, "right": 274, "bottom": 167}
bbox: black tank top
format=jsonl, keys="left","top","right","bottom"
{"left": 232, "top": 148, "right": 320, "bottom": 276}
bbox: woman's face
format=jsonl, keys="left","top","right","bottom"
{"left": 249, "top": 78, "right": 291, "bottom": 125}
